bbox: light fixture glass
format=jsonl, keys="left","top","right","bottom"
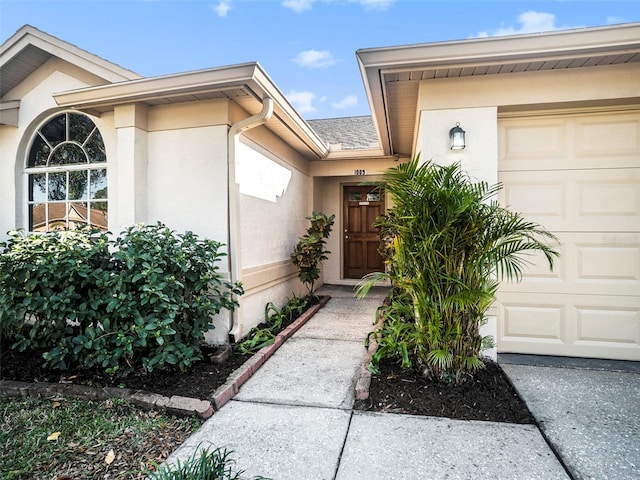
{"left": 449, "top": 122, "right": 466, "bottom": 150}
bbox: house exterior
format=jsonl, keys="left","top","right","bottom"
{"left": 1, "top": 23, "right": 638, "bottom": 360}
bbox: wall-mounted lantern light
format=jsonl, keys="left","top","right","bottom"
{"left": 449, "top": 122, "right": 466, "bottom": 150}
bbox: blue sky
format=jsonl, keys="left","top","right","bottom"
{"left": 1, "top": 1, "right": 638, "bottom": 119}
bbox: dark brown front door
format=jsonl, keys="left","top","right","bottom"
{"left": 343, "top": 185, "right": 385, "bottom": 279}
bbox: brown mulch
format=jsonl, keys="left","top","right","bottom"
{"left": 354, "top": 357, "right": 536, "bottom": 424}
{"left": 0, "top": 339, "right": 248, "bottom": 399}
{"left": 2, "top": 338, "right": 534, "bottom": 424}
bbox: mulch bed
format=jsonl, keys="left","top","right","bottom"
{"left": 0, "top": 339, "right": 248, "bottom": 399}
{"left": 2, "top": 334, "right": 535, "bottom": 425}
{"left": 354, "top": 357, "right": 536, "bottom": 424}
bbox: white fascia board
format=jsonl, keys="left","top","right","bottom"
{"left": 53, "top": 63, "right": 261, "bottom": 108}
{"left": 356, "top": 22, "right": 640, "bottom": 71}
{"left": 356, "top": 51, "right": 393, "bottom": 156}
{"left": 250, "top": 64, "right": 329, "bottom": 158}
{"left": 0, "top": 25, "right": 140, "bottom": 82}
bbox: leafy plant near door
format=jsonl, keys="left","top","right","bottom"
{"left": 357, "top": 156, "right": 559, "bottom": 385}
{"left": 290, "top": 212, "right": 335, "bottom": 295}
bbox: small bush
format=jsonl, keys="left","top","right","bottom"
{"left": 150, "top": 446, "right": 270, "bottom": 480}
{"left": 236, "top": 294, "right": 311, "bottom": 355}
{"left": 0, "top": 223, "right": 243, "bottom": 376}
{"left": 290, "top": 212, "right": 335, "bottom": 294}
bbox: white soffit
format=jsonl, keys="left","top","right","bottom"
{"left": 357, "top": 22, "right": 640, "bottom": 156}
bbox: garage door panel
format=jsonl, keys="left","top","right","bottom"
{"left": 502, "top": 232, "right": 640, "bottom": 297}
{"left": 500, "top": 113, "right": 640, "bottom": 171}
{"left": 497, "top": 292, "right": 640, "bottom": 360}
{"left": 500, "top": 169, "right": 640, "bottom": 232}
{"left": 501, "top": 121, "right": 566, "bottom": 166}
{"left": 575, "top": 116, "right": 640, "bottom": 156}
{"left": 498, "top": 110, "right": 640, "bottom": 360}
{"left": 576, "top": 307, "right": 639, "bottom": 345}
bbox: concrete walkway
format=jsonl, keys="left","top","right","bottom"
{"left": 164, "top": 286, "right": 640, "bottom": 480}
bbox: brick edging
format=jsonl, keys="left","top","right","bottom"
{"left": 0, "top": 295, "right": 331, "bottom": 420}
{"left": 210, "top": 294, "right": 331, "bottom": 411}
{"left": 355, "top": 305, "right": 385, "bottom": 401}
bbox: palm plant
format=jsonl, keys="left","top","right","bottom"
{"left": 358, "top": 155, "right": 559, "bottom": 384}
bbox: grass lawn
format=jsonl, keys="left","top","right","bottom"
{"left": 0, "top": 396, "right": 202, "bottom": 480}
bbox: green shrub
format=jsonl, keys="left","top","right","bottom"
{"left": 290, "top": 212, "right": 335, "bottom": 294}
{"left": 0, "top": 223, "right": 243, "bottom": 376}
{"left": 358, "top": 156, "right": 559, "bottom": 384}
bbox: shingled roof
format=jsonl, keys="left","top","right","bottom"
{"left": 307, "top": 116, "right": 380, "bottom": 151}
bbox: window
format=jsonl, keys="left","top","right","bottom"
{"left": 26, "top": 112, "right": 108, "bottom": 231}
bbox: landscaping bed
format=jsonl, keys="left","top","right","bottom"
{"left": 354, "top": 357, "right": 535, "bottom": 424}
{"left": 2, "top": 338, "right": 534, "bottom": 425}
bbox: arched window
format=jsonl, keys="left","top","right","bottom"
{"left": 26, "top": 112, "right": 108, "bottom": 231}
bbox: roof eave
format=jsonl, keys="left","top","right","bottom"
{"left": 356, "top": 22, "right": 640, "bottom": 157}
{"left": 0, "top": 25, "right": 141, "bottom": 83}
{"left": 54, "top": 62, "right": 329, "bottom": 159}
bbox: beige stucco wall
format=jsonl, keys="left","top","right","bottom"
{"left": 232, "top": 135, "right": 312, "bottom": 339}
{"left": 416, "top": 106, "right": 499, "bottom": 187}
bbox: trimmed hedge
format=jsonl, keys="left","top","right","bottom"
{"left": 0, "top": 223, "right": 243, "bottom": 377}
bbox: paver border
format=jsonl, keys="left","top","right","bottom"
{"left": 0, "top": 295, "right": 331, "bottom": 419}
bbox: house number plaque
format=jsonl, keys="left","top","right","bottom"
{"left": 354, "top": 169, "right": 366, "bottom": 175}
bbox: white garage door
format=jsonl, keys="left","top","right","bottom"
{"left": 497, "top": 110, "right": 640, "bottom": 361}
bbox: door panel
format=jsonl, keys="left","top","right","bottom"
{"left": 343, "top": 185, "right": 384, "bottom": 279}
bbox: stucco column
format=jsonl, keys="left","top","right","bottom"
{"left": 417, "top": 106, "right": 499, "bottom": 360}
{"left": 417, "top": 106, "right": 498, "bottom": 186}
{"left": 112, "top": 103, "right": 148, "bottom": 230}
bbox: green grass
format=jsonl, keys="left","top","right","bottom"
{"left": 0, "top": 396, "right": 201, "bottom": 480}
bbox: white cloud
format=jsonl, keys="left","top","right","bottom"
{"left": 287, "top": 90, "right": 317, "bottom": 113}
{"left": 606, "top": 15, "right": 625, "bottom": 25}
{"left": 475, "top": 11, "right": 582, "bottom": 37}
{"left": 357, "top": 0, "right": 395, "bottom": 10}
{"left": 293, "top": 49, "right": 336, "bottom": 69}
{"left": 281, "top": 0, "right": 314, "bottom": 12}
{"left": 213, "top": 1, "right": 231, "bottom": 17}
{"left": 332, "top": 95, "right": 358, "bottom": 110}
{"left": 282, "top": 0, "right": 396, "bottom": 13}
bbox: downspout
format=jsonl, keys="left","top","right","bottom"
{"left": 226, "top": 97, "right": 274, "bottom": 341}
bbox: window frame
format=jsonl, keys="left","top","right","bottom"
{"left": 24, "top": 111, "right": 108, "bottom": 232}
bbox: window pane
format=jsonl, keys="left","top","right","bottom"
{"left": 85, "top": 130, "right": 107, "bottom": 163}
{"left": 68, "top": 202, "right": 87, "bottom": 229}
{"left": 48, "top": 203, "right": 68, "bottom": 230}
{"left": 48, "top": 172, "right": 67, "bottom": 200}
{"left": 88, "top": 201, "right": 108, "bottom": 231}
{"left": 366, "top": 191, "right": 381, "bottom": 202}
{"left": 29, "top": 173, "right": 47, "bottom": 202}
{"left": 69, "top": 170, "right": 88, "bottom": 200}
{"left": 90, "top": 169, "right": 107, "bottom": 199}
{"left": 50, "top": 143, "right": 87, "bottom": 165}
{"left": 28, "top": 135, "right": 50, "bottom": 167}
{"left": 29, "top": 203, "right": 46, "bottom": 231}
{"left": 40, "top": 114, "right": 66, "bottom": 146}
{"left": 69, "top": 113, "right": 95, "bottom": 144}
{"left": 348, "top": 191, "right": 362, "bottom": 202}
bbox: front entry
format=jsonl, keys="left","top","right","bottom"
{"left": 343, "top": 185, "right": 385, "bottom": 279}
